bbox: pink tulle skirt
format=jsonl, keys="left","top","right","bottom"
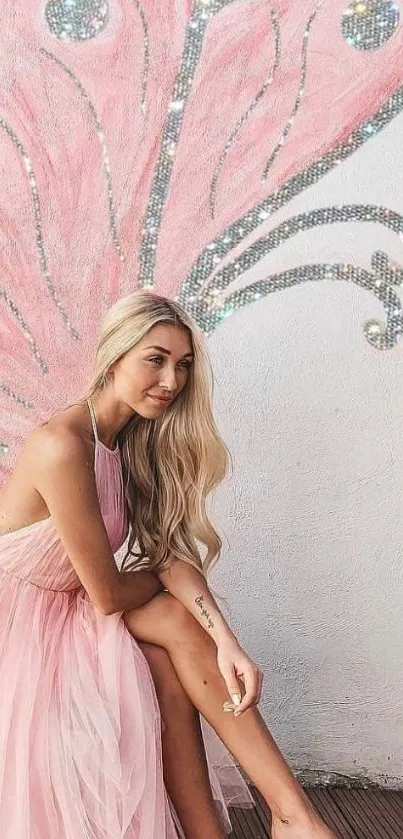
{"left": 0, "top": 561, "right": 253, "bottom": 837}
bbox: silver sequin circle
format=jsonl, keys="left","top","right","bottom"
{"left": 45, "top": 0, "right": 109, "bottom": 42}
{"left": 342, "top": 1, "right": 400, "bottom": 51}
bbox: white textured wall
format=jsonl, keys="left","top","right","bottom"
{"left": 208, "top": 111, "right": 403, "bottom": 787}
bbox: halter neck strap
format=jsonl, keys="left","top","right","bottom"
{"left": 86, "top": 397, "right": 119, "bottom": 454}
{"left": 87, "top": 398, "right": 99, "bottom": 444}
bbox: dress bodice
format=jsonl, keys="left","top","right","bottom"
{"left": 0, "top": 401, "right": 128, "bottom": 591}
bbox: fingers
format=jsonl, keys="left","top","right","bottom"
{"left": 219, "top": 662, "right": 243, "bottom": 707}
{"left": 217, "top": 650, "right": 264, "bottom": 718}
{"left": 234, "top": 665, "right": 263, "bottom": 716}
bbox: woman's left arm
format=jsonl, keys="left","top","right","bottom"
{"left": 159, "top": 559, "right": 263, "bottom": 715}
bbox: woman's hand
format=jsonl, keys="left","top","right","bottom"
{"left": 159, "top": 559, "right": 263, "bottom": 715}
{"left": 216, "top": 637, "right": 263, "bottom": 716}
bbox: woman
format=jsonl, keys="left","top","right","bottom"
{"left": 0, "top": 291, "right": 337, "bottom": 839}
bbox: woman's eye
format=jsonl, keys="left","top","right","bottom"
{"left": 148, "top": 356, "right": 191, "bottom": 370}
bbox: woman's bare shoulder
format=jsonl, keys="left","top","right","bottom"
{"left": 0, "top": 406, "right": 95, "bottom": 530}
{"left": 22, "top": 405, "right": 94, "bottom": 472}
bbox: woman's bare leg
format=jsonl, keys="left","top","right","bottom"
{"left": 125, "top": 594, "right": 338, "bottom": 839}
{"left": 138, "top": 641, "right": 225, "bottom": 839}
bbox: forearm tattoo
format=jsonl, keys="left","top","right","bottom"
{"left": 194, "top": 595, "right": 214, "bottom": 630}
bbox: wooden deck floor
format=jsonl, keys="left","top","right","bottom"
{"left": 229, "top": 786, "right": 403, "bottom": 838}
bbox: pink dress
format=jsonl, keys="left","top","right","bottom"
{"left": 0, "top": 405, "right": 252, "bottom": 838}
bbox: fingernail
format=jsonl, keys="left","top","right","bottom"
{"left": 231, "top": 693, "right": 241, "bottom": 706}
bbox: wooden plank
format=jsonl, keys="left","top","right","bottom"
{"left": 308, "top": 788, "right": 359, "bottom": 839}
{"left": 229, "top": 787, "right": 403, "bottom": 839}
{"left": 369, "top": 789, "right": 403, "bottom": 833}
{"left": 329, "top": 787, "right": 391, "bottom": 839}
{"left": 348, "top": 789, "right": 399, "bottom": 839}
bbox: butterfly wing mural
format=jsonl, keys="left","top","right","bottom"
{"left": 1, "top": 0, "right": 403, "bottom": 478}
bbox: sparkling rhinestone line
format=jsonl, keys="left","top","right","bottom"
{"left": 195, "top": 260, "right": 403, "bottom": 350}
{"left": 209, "top": 6, "right": 281, "bottom": 219}
{"left": 262, "top": 0, "right": 324, "bottom": 182}
{"left": 200, "top": 205, "right": 403, "bottom": 300}
{"left": 131, "top": 0, "right": 150, "bottom": 114}
{"left": 138, "top": 0, "right": 241, "bottom": 288}
{"left": 41, "top": 49, "right": 125, "bottom": 263}
{"left": 138, "top": 14, "right": 208, "bottom": 287}
{"left": 194, "top": 0, "right": 241, "bottom": 16}
{"left": 0, "top": 286, "right": 48, "bottom": 373}
{"left": 178, "top": 84, "right": 403, "bottom": 305}
{"left": 0, "top": 116, "right": 79, "bottom": 339}
{"left": 371, "top": 248, "right": 403, "bottom": 284}
{"left": 0, "top": 381, "right": 34, "bottom": 410}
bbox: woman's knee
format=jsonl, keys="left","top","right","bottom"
{"left": 124, "top": 591, "right": 197, "bottom": 648}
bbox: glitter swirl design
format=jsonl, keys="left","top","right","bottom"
{"left": 131, "top": 0, "right": 150, "bottom": 114}
{"left": 45, "top": 0, "right": 110, "bottom": 42}
{"left": 200, "top": 205, "right": 403, "bottom": 300}
{"left": 209, "top": 7, "right": 281, "bottom": 218}
{"left": 178, "top": 85, "right": 403, "bottom": 309}
{"left": 0, "top": 286, "right": 49, "bottom": 372}
{"left": 0, "top": 116, "right": 79, "bottom": 341}
{"left": 262, "top": 0, "right": 324, "bottom": 182}
{"left": 196, "top": 260, "right": 403, "bottom": 350}
{"left": 138, "top": 14, "right": 209, "bottom": 288}
{"left": 41, "top": 49, "right": 125, "bottom": 263}
{"left": 138, "top": 0, "right": 240, "bottom": 288}
{"left": 342, "top": 1, "right": 400, "bottom": 51}
{"left": 183, "top": 205, "right": 403, "bottom": 348}
{"left": 0, "top": 382, "right": 34, "bottom": 411}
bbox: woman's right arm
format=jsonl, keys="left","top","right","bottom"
{"left": 28, "top": 426, "right": 162, "bottom": 614}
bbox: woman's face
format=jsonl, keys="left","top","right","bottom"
{"left": 112, "top": 323, "right": 194, "bottom": 418}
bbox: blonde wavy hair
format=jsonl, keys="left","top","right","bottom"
{"left": 81, "top": 291, "right": 229, "bottom": 576}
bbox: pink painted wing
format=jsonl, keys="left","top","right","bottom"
{"left": 1, "top": 0, "right": 402, "bottom": 478}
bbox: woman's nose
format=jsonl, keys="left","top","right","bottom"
{"left": 159, "top": 366, "right": 177, "bottom": 391}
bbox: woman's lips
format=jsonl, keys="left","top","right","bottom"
{"left": 146, "top": 394, "right": 172, "bottom": 405}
